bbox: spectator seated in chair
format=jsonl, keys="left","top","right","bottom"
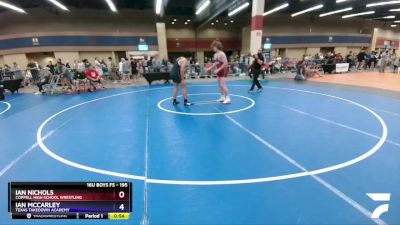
{"left": 55, "top": 61, "right": 74, "bottom": 92}
{"left": 35, "top": 67, "right": 52, "bottom": 95}
{"left": 295, "top": 60, "right": 307, "bottom": 81}
{"left": 74, "top": 65, "right": 88, "bottom": 94}
{"left": 305, "top": 63, "right": 323, "bottom": 78}
{"left": 85, "top": 65, "right": 101, "bottom": 92}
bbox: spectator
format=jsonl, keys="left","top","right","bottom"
{"left": 55, "top": 61, "right": 73, "bottom": 91}
{"left": 356, "top": 50, "right": 367, "bottom": 70}
{"left": 11, "top": 62, "right": 23, "bottom": 80}
{"left": 94, "top": 57, "right": 103, "bottom": 77}
{"left": 101, "top": 59, "right": 109, "bottom": 79}
{"left": 345, "top": 51, "right": 354, "bottom": 71}
{"left": 162, "top": 57, "right": 168, "bottom": 67}
{"left": 148, "top": 57, "right": 153, "bottom": 69}
{"left": 368, "top": 51, "right": 377, "bottom": 70}
{"left": 107, "top": 57, "right": 119, "bottom": 82}
{"left": 304, "top": 57, "right": 323, "bottom": 78}
{"left": 82, "top": 59, "right": 90, "bottom": 70}
{"left": 46, "top": 61, "right": 55, "bottom": 75}
{"left": 26, "top": 59, "right": 39, "bottom": 86}
{"left": 35, "top": 67, "right": 52, "bottom": 95}
{"left": 153, "top": 56, "right": 162, "bottom": 72}
{"left": 379, "top": 50, "right": 389, "bottom": 73}
{"left": 121, "top": 58, "right": 131, "bottom": 85}
{"left": 142, "top": 57, "right": 148, "bottom": 72}
{"left": 85, "top": 65, "right": 101, "bottom": 92}
{"left": 335, "top": 53, "right": 343, "bottom": 63}
{"left": 295, "top": 59, "right": 307, "bottom": 81}
{"left": 391, "top": 53, "right": 398, "bottom": 73}
{"left": 118, "top": 58, "right": 124, "bottom": 76}
{"left": 131, "top": 58, "right": 138, "bottom": 82}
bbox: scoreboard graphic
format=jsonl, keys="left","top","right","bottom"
{"left": 8, "top": 182, "right": 132, "bottom": 220}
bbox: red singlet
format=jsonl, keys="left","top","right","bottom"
{"left": 214, "top": 51, "right": 228, "bottom": 78}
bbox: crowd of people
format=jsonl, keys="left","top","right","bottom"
{"left": 0, "top": 48, "right": 398, "bottom": 95}
{"left": 348, "top": 49, "right": 399, "bottom": 73}
{"left": 289, "top": 49, "right": 399, "bottom": 80}
{"left": 0, "top": 55, "right": 171, "bottom": 94}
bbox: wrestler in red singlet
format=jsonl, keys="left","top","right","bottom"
{"left": 215, "top": 52, "right": 228, "bottom": 78}
{"left": 211, "top": 40, "right": 231, "bottom": 104}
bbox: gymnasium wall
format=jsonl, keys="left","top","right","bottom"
{"left": 0, "top": 8, "right": 158, "bottom": 63}
{"left": 3, "top": 54, "right": 28, "bottom": 68}
{"left": 79, "top": 52, "right": 113, "bottom": 63}
{"left": 334, "top": 47, "right": 349, "bottom": 55}
{"left": 263, "top": 14, "right": 377, "bottom": 36}
{"left": 0, "top": 8, "right": 157, "bottom": 35}
{"left": 375, "top": 28, "right": 400, "bottom": 49}
{"left": 260, "top": 14, "right": 375, "bottom": 56}
{"left": 165, "top": 26, "right": 242, "bottom": 52}
{"left": 0, "top": 8, "right": 399, "bottom": 63}
{"left": 286, "top": 48, "right": 307, "bottom": 60}
{"left": 165, "top": 14, "right": 383, "bottom": 56}
{"left": 53, "top": 52, "right": 80, "bottom": 65}
{"left": 26, "top": 53, "right": 55, "bottom": 66}
{"left": 241, "top": 26, "right": 251, "bottom": 55}
{"left": 306, "top": 48, "right": 321, "bottom": 56}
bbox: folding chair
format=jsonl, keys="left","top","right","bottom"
{"left": 42, "top": 75, "right": 61, "bottom": 95}
{"left": 74, "top": 72, "right": 88, "bottom": 94}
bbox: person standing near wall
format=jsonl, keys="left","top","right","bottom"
{"left": 46, "top": 61, "right": 55, "bottom": 75}
{"left": 391, "top": 53, "right": 398, "bottom": 73}
{"left": 130, "top": 58, "right": 139, "bottom": 83}
{"left": 356, "top": 50, "right": 367, "bottom": 71}
{"left": 121, "top": 58, "right": 131, "bottom": 85}
{"left": 379, "top": 50, "right": 389, "bottom": 73}
{"left": 94, "top": 57, "right": 103, "bottom": 78}
{"left": 107, "top": 57, "right": 119, "bottom": 82}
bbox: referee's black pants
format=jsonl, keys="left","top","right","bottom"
{"left": 250, "top": 69, "right": 262, "bottom": 91}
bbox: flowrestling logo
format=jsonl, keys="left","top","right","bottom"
{"left": 367, "top": 193, "right": 391, "bottom": 219}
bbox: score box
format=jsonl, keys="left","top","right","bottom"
{"left": 8, "top": 182, "right": 132, "bottom": 220}
{"left": 12, "top": 213, "right": 130, "bottom": 220}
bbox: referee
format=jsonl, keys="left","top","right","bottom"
{"left": 249, "top": 53, "right": 264, "bottom": 92}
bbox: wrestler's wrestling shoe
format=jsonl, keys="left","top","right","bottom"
{"left": 184, "top": 100, "right": 193, "bottom": 106}
{"left": 222, "top": 96, "right": 231, "bottom": 105}
{"left": 217, "top": 96, "right": 225, "bottom": 102}
{"left": 173, "top": 99, "right": 180, "bottom": 106}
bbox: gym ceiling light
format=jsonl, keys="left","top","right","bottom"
{"left": 367, "top": 1, "right": 400, "bottom": 7}
{"left": 319, "top": 7, "right": 352, "bottom": 17}
{"left": 105, "top": 0, "right": 117, "bottom": 12}
{"left": 291, "top": 4, "right": 323, "bottom": 17}
{"left": 342, "top": 11, "right": 375, "bottom": 18}
{"left": 47, "top": 0, "right": 69, "bottom": 11}
{"left": 228, "top": 2, "right": 250, "bottom": 17}
{"left": 155, "top": 0, "right": 162, "bottom": 15}
{"left": 0, "top": 1, "right": 26, "bottom": 13}
{"left": 263, "top": 3, "right": 289, "bottom": 16}
{"left": 195, "top": 0, "right": 211, "bottom": 15}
